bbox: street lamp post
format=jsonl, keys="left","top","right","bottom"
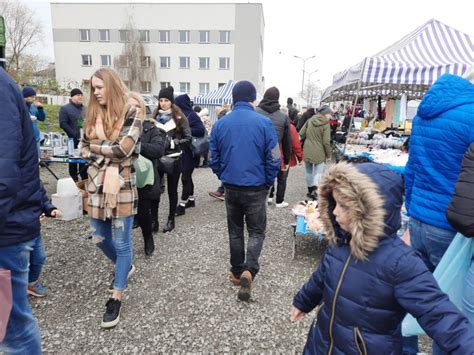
{"left": 293, "top": 55, "right": 316, "bottom": 94}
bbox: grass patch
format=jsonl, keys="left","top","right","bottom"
{"left": 38, "top": 104, "right": 62, "bottom": 133}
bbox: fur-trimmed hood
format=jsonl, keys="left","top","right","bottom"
{"left": 318, "top": 162, "right": 403, "bottom": 261}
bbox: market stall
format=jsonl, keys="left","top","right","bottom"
{"left": 193, "top": 80, "right": 235, "bottom": 124}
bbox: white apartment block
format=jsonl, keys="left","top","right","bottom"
{"left": 51, "top": 2, "right": 265, "bottom": 97}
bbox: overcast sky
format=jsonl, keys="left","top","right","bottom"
{"left": 27, "top": 0, "right": 474, "bottom": 100}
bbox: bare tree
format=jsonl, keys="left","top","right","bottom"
{"left": 0, "top": 0, "right": 43, "bottom": 77}
{"left": 114, "top": 16, "right": 156, "bottom": 93}
{"left": 300, "top": 81, "right": 322, "bottom": 107}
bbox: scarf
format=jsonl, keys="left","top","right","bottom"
{"left": 157, "top": 109, "right": 172, "bottom": 124}
{"left": 96, "top": 115, "right": 122, "bottom": 214}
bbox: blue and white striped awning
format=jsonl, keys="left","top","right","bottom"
{"left": 193, "top": 80, "right": 235, "bottom": 105}
{"left": 323, "top": 19, "right": 474, "bottom": 101}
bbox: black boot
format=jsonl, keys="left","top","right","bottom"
{"left": 151, "top": 219, "right": 159, "bottom": 233}
{"left": 163, "top": 217, "right": 175, "bottom": 233}
{"left": 307, "top": 187, "right": 313, "bottom": 198}
{"left": 175, "top": 204, "right": 186, "bottom": 216}
{"left": 144, "top": 235, "right": 155, "bottom": 256}
{"left": 185, "top": 199, "right": 195, "bottom": 208}
{"left": 310, "top": 186, "right": 318, "bottom": 200}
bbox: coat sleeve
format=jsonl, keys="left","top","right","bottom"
{"left": 394, "top": 252, "right": 474, "bottom": 354}
{"left": 89, "top": 107, "right": 143, "bottom": 162}
{"left": 404, "top": 152, "right": 415, "bottom": 214}
{"left": 187, "top": 112, "right": 206, "bottom": 137}
{"left": 173, "top": 117, "right": 192, "bottom": 150}
{"left": 291, "top": 124, "right": 304, "bottom": 162}
{"left": 281, "top": 117, "right": 292, "bottom": 165}
{"left": 322, "top": 124, "right": 332, "bottom": 160}
{"left": 140, "top": 127, "right": 166, "bottom": 160}
{"left": 40, "top": 182, "right": 56, "bottom": 216}
{"left": 446, "top": 143, "right": 474, "bottom": 237}
{"left": 208, "top": 122, "right": 221, "bottom": 178}
{"left": 59, "top": 106, "right": 75, "bottom": 137}
{"left": 299, "top": 121, "right": 308, "bottom": 141}
{"left": 36, "top": 106, "right": 46, "bottom": 121}
{"left": 264, "top": 121, "right": 281, "bottom": 187}
{"left": 293, "top": 252, "right": 328, "bottom": 313}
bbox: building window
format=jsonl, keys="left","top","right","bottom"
{"left": 141, "top": 56, "right": 151, "bottom": 68}
{"left": 81, "top": 54, "right": 92, "bottom": 66}
{"left": 98, "top": 29, "right": 109, "bottom": 42}
{"left": 79, "top": 29, "right": 90, "bottom": 41}
{"left": 139, "top": 30, "right": 150, "bottom": 43}
{"left": 100, "top": 55, "right": 111, "bottom": 67}
{"left": 159, "top": 30, "right": 170, "bottom": 43}
{"left": 179, "top": 30, "right": 189, "bottom": 43}
{"left": 218, "top": 82, "right": 226, "bottom": 88}
{"left": 160, "top": 56, "right": 170, "bottom": 68}
{"left": 199, "top": 83, "right": 210, "bottom": 95}
{"left": 199, "top": 57, "right": 210, "bottom": 70}
{"left": 141, "top": 81, "right": 151, "bottom": 93}
{"left": 180, "top": 82, "right": 190, "bottom": 94}
{"left": 119, "top": 55, "right": 130, "bottom": 67}
{"left": 219, "top": 31, "right": 230, "bottom": 43}
{"left": 179, "top": 57, "right": 190, "bottom": 69}
{"left": 219, "top": 57, "right": 230, "bottom": 70}
{"left": 119, "top": 30, "right": 130, "bottom": 42}
{"left": 160, "top": 82, "right": 171, "bottom": 89}
{"left": 199, "top": 31, "right": 210, "bottom": 43}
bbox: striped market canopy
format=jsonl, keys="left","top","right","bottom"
{"left": 322, "top": 19, "right": 474, "bottom": 101}
{"left": 193, "top": 80, "right": 235, "bottom": 105}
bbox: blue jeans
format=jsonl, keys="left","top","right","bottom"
{"left": 304, "top": 162, "right": 325, "bottom": 188}
{"left": 0, "top": 240, "right": 41, "bottom": 355}
{"left": 28, "top": 235, "right": 45, "bottom": 284}
{"left": 90, "top": 216, "right": 133, "bottom": 291}
{"left": 403, "top": 217, "right": 457, "bottom": 354}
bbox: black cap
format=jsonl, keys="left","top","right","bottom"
{"left": 158, "top": 86, "right": 174, "bottom": 103}
{"left": 70, "top": 88, "right": 83, "bottom": 97}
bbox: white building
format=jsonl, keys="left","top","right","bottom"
{"left": 51, "top": 2, "right": 265, "bottom": 97}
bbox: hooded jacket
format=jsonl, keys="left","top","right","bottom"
{"left": 175, "top": 94, "right": 206, "bottom": 171}
{"left": 405, "top": 73, "right": 474, "bottom": 231}
{"left": 300, "top": 114, "right": 331, "bottom": 165}
{"left": 293, "top": 163, "right": 474, "bottom": 355}
{"left": 0, "top": 69, "right": 42, "bottom": 247}
{"left": 256, "top": 99, "right": 292, "bottom": 165}
{"left": 198, "top": 108, "right": 212, "bottom": 133}
{"left": 59, "top": 100, "right": 84, "bottom": 141}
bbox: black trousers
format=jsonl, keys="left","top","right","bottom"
{"left": 137, "top": 196, "right": 153, "bottom": 237}
{"left": 181, "top": 168, "right": 195, "bottom": 201}
{"left": 68, "top": 162, "right": 88, "bottom": 181}
{"left": 269, "top": 169, "right": 290, "bottom": 204}
{"left": 155, "top": 165, "right": 181, "bottom": 219}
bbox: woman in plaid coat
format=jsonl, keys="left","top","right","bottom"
{"left": 80, "top": 68, "right": 143, "bottom": 329}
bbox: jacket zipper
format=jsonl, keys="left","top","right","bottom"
{"left": 354, "top": 327, "right": 367, "bottom": 355}
{"left": 312, "top": 302, "right": 325, "bottom": 328}
{"left": 328, "top": 253, "right": 352, "bottom": 355}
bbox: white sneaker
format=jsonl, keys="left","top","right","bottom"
{"left": 275, "top": 201, "right": 289, "bottom": 208}
{"left": 267, "top": 197, "right": 273, "bottom": 204}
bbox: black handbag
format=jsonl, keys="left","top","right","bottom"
{"left": 191, "top": 132, "right": 209, "bottom": 156}
{"left": 157, "top": 156, "right": 179, "bottom": 174}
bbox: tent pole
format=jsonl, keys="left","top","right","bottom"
{"left": 342, "top": 89, "right": 361, "bottom": 156}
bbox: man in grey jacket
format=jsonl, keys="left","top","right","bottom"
{"left": 256, "top": 86, "right": 292, "bottom": 207}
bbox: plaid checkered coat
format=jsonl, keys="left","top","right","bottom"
{"left": 80, "top": 106, "right": 143, "bottom": 220}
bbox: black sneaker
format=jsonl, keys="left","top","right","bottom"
{"left": 108, "top": 264, "right": 136, "bottom": 292}
{"left": 175, "top": 204, "right": 186, "bottom": 216}
{"left": 101, "top": 298, "right": 121, "bottom": 328}
{"left": 185, "top": 199, "right": 195, "bottom": 208}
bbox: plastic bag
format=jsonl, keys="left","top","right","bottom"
{"left": 402, "top": 233, "right": 474, "bottom": 336}
{"left": 133, "top": 155, "right": 154, "bottom": 188}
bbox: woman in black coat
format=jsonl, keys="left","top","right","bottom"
{"left": 174, "top": 94, "right": 205, "bottom": 216}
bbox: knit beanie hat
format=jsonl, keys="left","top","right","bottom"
{"left": 22, "top": 86, "right": 36, "bottom": 98}
{"left": 158, "top": 86, "right": 174, "bottom": 103}
{"left": 232, "top": 80, "right": 256, "bottom": 103}
{"left": 263, "top": 86, "right": 280, "bottom": 101}
{"left": 287, "top": 97, "right": 293, "bottom": 105}
{"left": 317, "top": 105, "right": 333, "bottom": 115}
{"left": 70, "top": 88, "right": 83, "bottom": 97}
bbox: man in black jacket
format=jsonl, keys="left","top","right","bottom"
{"left": 256, "top": 86, "right": 292, "bottom": 207}
{"left": 59, "top": 88, "right": 87, "bottom": 181}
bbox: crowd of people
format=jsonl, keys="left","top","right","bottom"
{"left": 0, "top": 65, "right": 474, "bottom": 354}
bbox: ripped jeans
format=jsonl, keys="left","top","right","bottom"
{"left": 90, "top": 216, "right": 133, "bottom": 291}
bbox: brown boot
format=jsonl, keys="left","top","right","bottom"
{"left": 238, "top": 271, "right": 253, "bottom": 302}
{"left": 229, "top": 272, "right": 241, "bottom": 286}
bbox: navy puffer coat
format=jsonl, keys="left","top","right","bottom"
{"left": 293, "top": 163, "right": 474, "bottom": 354}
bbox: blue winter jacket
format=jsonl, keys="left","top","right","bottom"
{"left": 27, "top": 101, "right": 46, "bottom": 143}
{"left": 0, "top": 69, "right": 42, "bottom": 247}
{"left": 293, "top": 163, "right": 474, "bottom": 355}
{"left": 175, "top": 94, "right": 205, "bottom": 171}
{"left": 209, "top": 102, "right": 280, "bottom": 187}
{"left": 405, "top": 73, "right": 474, "bottom": 231}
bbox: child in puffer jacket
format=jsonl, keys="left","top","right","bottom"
{"left": 291, "top": 162, "right": 474, "bottom": 355}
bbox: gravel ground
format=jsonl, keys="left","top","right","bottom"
{"left": 35, "top": 163, "right": 431, "bottom": 353}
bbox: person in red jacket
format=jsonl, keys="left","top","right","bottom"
{"left": 269, "top": 108, "right": 304, "bottom": 207}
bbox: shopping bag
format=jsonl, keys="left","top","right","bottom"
{"left": 133, "top": 155, "right": 154, "bottom": 188}
{"left": 402, "top": 233, "right": 474, "bottom": 336}
{"left": 191, "top": 132, "right": 209, "bottom": 157}
{"left": 0, "top": 269, "right": 12, "bottom": 342}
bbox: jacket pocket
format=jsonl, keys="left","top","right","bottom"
{"left": 353, "top": 327, "right": 367, "bottom": 355}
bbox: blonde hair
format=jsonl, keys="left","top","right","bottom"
{"left": 128, "top": 92, "right": 146, "bottom": 120}
{"left": 84, "top": 68, "right": 129, "bottom": 140}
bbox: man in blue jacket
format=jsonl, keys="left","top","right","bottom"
{"left": 209, "top": 80, "right": 280, "bottom": 302}
{"left": 0, "top": 69, "right": 43, "bottom": 354}
{"left": 403, "top": 72, "right": 474, "bottom": 354}
{"left": 22, "top": 86, "right": 46, "bottom": 159}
